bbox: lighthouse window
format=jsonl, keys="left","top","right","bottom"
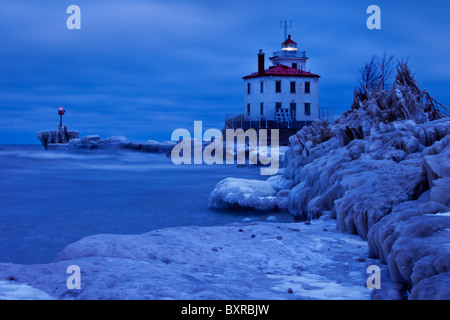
{"left": 305, "top": 82, "right": 311, "bottom": 94}
{"left": 292, "top": 63, "right": 298, "bottom": 69}
{"left": 247, "top": 82, "right": 251, "bottom": 94}
{"left": 290, "top": 81, "right": 296, "bottom": 93}
{"left": 260, "top": 102, "right": 264, "bottom": 115}
{"left": 275, "top": 81, "right": 281, "bottom": 93}
{"left": 304, "top": 103, "right": 311, "bottom": 116}
{"left": 247, "top": 103, "right": 251, "bottom": 116}
{"left": 260, "top": 81, "right": 264, "bottom": 93}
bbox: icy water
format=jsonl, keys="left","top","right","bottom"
{"left": 0, "top": 145, "right": 285, "bottom": 264}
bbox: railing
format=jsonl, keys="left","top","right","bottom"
{"left": 319, "top": 107, "right": 334, "bottom": 121}
{"left": 272, "top": 50, "right": 307, "bottom": 58}
{"left": 225, "top": 113, "right": 312, "bottom": 130}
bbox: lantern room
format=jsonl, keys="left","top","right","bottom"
{"left": 281, "top": 35, "right": 297, "bottom": 51}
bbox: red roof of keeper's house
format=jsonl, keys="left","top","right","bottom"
{"left": 242, "top": 64, "right": 320, "bottom": 79}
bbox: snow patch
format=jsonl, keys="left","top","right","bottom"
{"left": 0, "top": 219, "right": 377, "bottom": 300}
{"left": 0, "top": 281, "right": 54, "bottom": 300}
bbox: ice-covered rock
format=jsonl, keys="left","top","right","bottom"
{"left": 368, "top": 208, "right": 450, "bottom": 299}
{"left": 37, "top": 128, "right": 79, "bottom": 149}
{"left": 289, "top": 119, "right": 335, "bottom": 158}
{"left": 208, "top": 61, "right": 450, "bottom": 299}
{"left": 286, "top": 123, "right": 450, "bottom": 298}
{"left": 208, "top": 176, "right": 292, "bottom": 211}
{"left": 366, "top": 143, "right": 450, "bottom": 299}
{"left": 45, "top": 134, "right": 177, "bottom": 154}
{"left": 120, "top": 140, "right": 176, "bottom": 153}
{"left": 422, "top": 138, "right": 450, "bottom": 187}
{"left": 409, "top": 272, "right": 450, "bottom": 300}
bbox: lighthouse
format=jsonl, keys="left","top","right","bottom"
{"left": 240, "top": 35, "right": 320, "bottom": 129}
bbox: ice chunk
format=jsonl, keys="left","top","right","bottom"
{"left": 0, "top": 281, "right": 55, "bottom": 300}
{"left": 208, "top": 174, "right": 293, "bottom": 211}
{"left": 422, "top": 143, "right": 450, "bottom": 185}
{"left": 266, "top": 216, "right": 278, "bottom": 222}
{"left": 208, "top": 177, "right": 280, "bottom": 211}
{"left": 52, "top": 134, "right": 175, "bottom": 154}
{"left": 409, "top": 272, "right": 450, "bottom": 300}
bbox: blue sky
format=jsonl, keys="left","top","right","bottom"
{"left": 0, "top": 0, "right": 449, "bottom": 144}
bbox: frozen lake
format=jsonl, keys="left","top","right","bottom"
{"left": 0, "top": 145, "right": 286, "bottom": 264}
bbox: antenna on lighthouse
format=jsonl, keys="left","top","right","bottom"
{"left": 280, "top": 20, "right": 292, "bottom": 40}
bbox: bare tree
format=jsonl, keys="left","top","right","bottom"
{"left": 354, "top": 55, "right": 378, "bottom": 103}
{"left": 352, "top": 56, "right": 449, "bottom": 120}
{"left": 355, "top": 52, "right": 396, "bottom": 102}
{"left": 377, "top": 50, "right": 396, "bottom": 90}
{"left": 358, "top": 55, "right": 379, "bottom": 92}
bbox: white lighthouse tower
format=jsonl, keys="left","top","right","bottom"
{"left": 241, "top": 35, "right": 320, "bottom": 129}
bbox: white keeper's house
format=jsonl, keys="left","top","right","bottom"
{"left": 225, "top": 35, "right": 324, "bottom": 132}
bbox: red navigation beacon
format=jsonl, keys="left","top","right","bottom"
{"left": 58, "top": 107, "right": 66, "bottom": 127}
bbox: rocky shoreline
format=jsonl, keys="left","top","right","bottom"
{"left": 208, "top": 62, "right": 450, "bottom": 299}
{"left": 12, "top": 62, "right": 449, "bottom": 300}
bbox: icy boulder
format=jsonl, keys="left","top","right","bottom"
{"left": 388, "top": 214, "right": 450, "bottom": 286}
{"left": 368, "top": 209, "right": 450, "bottom": 300}
{"left": 367, "top": 143, "right": 450, "bottom": 299}
{"left": 409, "top": 272, "right": 450, "bottom": 300}
{"left": 208, "top": 176, "right": 292, "bottom": 211}
{"left": 289, "top": 119, "right": 335, "bottom": 158}
{"left": 286, "top": 138, "right": 365, "bottom": 220}
{"left": 334, "top": 158, "right": 425, "bottom": 239}
{"left": 422, "top": 139, "right": 450, "bottom": 187}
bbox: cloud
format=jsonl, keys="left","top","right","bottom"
{"left": 0, "top": 0, "right": 449, "bottom": 144}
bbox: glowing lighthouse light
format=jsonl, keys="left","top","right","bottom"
{"left": 281, "top": 35, "right": 297, "bottom": 51}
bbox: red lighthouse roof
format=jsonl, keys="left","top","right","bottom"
{"left": 242, "top": 64, "right": 320, "bottom": 79}
{"left": 282, "top": 35, "right": 297, "bottom": 45}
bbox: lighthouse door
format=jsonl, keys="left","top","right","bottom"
{"left": 290, "top": 102, "right": 297, "bottom": 122}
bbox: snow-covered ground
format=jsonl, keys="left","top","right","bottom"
{"left": 0, "top": 281, "right": 54, "bottom": 300}
{"left": 0, "top": 216, "right": 380, "bottom": 300}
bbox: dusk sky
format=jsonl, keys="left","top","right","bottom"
{"left": 0, "top": 0, "right": 449, "bottom": 144}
